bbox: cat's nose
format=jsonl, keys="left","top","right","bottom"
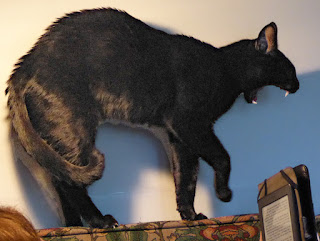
{"left": 286, "top": 81, "right": 299, "bottom": 94}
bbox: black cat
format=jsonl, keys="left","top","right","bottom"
{"left": 6, "top": 8, "right": 299, "bottom": 228}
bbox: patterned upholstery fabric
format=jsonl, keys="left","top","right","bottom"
{"left": 38, "top": 214, "right": 261, "bottom": 241}
{"left": 38, "top": 214, "right": 320, "bottom": 240}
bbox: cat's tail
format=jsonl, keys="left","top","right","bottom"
{"left": 6, "top": 81, "right": 104, "bottom": 187}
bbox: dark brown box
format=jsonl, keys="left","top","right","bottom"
{"left": 257, "top": 165, "right": 317, "bottom": 241}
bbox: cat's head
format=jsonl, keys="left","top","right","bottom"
{"left": 243, "top": 22, "right": 299, "bottom": 104}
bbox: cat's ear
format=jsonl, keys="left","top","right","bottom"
{"left": 255, "top": 22, "right": 278, "bottom": 54}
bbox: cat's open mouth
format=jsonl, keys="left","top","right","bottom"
{"left": 244, "top": 88, "right": 291, "bottom": 104}
{"left": 244, "top": 81, "right": 299, "bottom": 104}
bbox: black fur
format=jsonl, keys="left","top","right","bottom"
{"left": 6, "top": 8, "right": 299, "bottom": 228}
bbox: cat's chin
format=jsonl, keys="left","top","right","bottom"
{"left": 244, "top": 88, "right": 260, "bottom": 104}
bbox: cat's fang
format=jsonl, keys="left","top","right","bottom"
{"left": 252, "top": 100, "right": 258, "bottom": 104}
{"left": 285, "top": 91, "right": 289, "bottom": 97}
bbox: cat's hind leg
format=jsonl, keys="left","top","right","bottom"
{"left": 52, "top": 179, "right": 83, "bottom": 226}
{"left": 23, "top": 86, "right": 117, "bottom": 227}
{"left": 54, "top": 147, "right": 118, "bottom": 228}
{"left": 54, "top": 179, "right": 118, "bottom": 228}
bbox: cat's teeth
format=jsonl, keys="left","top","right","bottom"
{"left": 252, "top": 100, "right": 258, "bottom": 104}
{"left": 285, "top": 91, "right": 289, "bottom": 97}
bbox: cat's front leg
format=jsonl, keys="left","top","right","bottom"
{"left": 168, "top": 116, "right": 232, "bottom": 202}
{"left": 169, "top": 134, "right": 208, "bottom": 220}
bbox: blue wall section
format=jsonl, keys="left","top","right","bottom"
{"left": 87, "top": 70, "right": 320, "bottom": 223}
{"left": 213, "top": 70, "right": 320, "bottom": 216}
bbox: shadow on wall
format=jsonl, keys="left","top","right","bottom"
{"left": 90, "top": 124, "right": 175, "bottom": 224}
{"left": 13, "top": 70, "right": 320, "bottom": 228}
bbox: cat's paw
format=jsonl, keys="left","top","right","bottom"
{"left": 216, "top": 188, "right": 232, "bottom": 202}
{"left": 89, "top": 214, "right": 119, "bottom": 228}
{"left": 102, "top": 214, "right": 119, "bottom": 228}
{"left": 179, "top": 206, "right": 208, "bottom": 221}
{"left": 195, "top": 213, "right": 208, "bottom": 220}
{"left": 179, "top": 206, "right": 197, "bottom": 220}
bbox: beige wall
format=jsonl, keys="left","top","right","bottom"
{"left": 1, "top": 0, "right": 319, "bottom": 228}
